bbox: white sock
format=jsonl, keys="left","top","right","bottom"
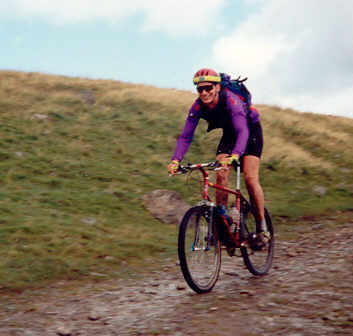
{"left": 261, "top": 219, "right": 267, "bottom": 232}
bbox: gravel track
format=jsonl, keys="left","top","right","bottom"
{"left": 1, "top": 217, "right": 352, "bottom": 336}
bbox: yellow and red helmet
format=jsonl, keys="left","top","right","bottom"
{"left": 193, "top": 68, "right": 221, "bottom": 85}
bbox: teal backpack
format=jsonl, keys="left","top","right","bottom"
{"left": 220, "top": 73, "right": 252, "bottom": 107}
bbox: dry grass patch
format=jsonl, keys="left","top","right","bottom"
{"left": 262, "top": 134, "right": 333, "bottom": 169}
{"left": 259, "top": 104, "right": 353, "bottom": 165}
{"left": 101, "top": 84, "right": 196, "bottom": 113}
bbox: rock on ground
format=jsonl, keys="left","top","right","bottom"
{"left": 142, "top": 189, "right": 190, "bottom": 226}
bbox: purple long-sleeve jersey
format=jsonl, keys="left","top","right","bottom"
{"left": 171, "top": 89, "right": 260, "bottom": 162}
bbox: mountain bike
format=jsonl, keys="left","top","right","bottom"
{"left": 173, "top": 160, "right": 274, "bottom": 294}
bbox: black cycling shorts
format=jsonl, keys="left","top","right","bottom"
{"left": 216, "top": 122, "right": 263, "bottom": 158}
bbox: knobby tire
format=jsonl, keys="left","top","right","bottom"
{"left": 178, "top": 206, "right": 221, "bottom": 293}
{"left": 240, "top": 207, "right": 275, "bottom": 275}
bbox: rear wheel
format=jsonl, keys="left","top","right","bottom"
{"left": 240, "top": 207, "right": 274, "bottom": 275}
{"left": 178, "top": 206, "right": 221, "bottom": 293}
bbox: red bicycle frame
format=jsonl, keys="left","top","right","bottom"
{"left": 198, "top": 164, "right": 243, "bottom": 247}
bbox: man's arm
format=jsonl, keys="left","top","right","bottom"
{"left": 226, "top": 92, "right": 250, "bottom": 157}
{"left": 171, "top": 102, "right": 200, "bottom": 162}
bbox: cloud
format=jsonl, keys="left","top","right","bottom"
{"left": 212, "top": 0, "right": 353, "bottom": 117}
{"left": 138, "top": 1, "right": 226, "bottom": 37}
{"left": 1, "top": 0, "right": 226, "bottom": 37}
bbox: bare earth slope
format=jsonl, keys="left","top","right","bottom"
{"left": 1, "top": 212, "right": 352, "bottom": 336}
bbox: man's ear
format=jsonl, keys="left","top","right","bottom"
{"left": 215, "top": 83, "right": 221, "bottom": 93}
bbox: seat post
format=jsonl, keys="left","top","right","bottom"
{"left": 236, "top": 164, "right": 241, "bottom": 191}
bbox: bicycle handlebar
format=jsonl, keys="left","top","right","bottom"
{"left": 173, "top": 159, "right": 240, "bottom": 175}
{"left": 177, "top": 161, "right": 220, "bottom": 174}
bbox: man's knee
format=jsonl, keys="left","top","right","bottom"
{"left": 243, "top": 172, "right": 258, "bottom": 187}
{"left": 217, "top": 168, "right": 230, "bottom": 184}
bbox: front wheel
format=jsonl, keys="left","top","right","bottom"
{"left": 178, "top": 206, "right": 221, "bottom": 293}
{"left": 240, "top": 207, "right": 275, "bottom": 276}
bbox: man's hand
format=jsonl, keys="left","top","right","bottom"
{"left": 168, "top": 159, "right": 179, "bottom": 175}
{"left": 220, "top": 154, "right": 240, "bottom": 166}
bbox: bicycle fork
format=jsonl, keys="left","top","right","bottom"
{"left": 205, "top": 206, "right": 214, "bottom": 251}
{"left": 190, "top": 204, "right": 214, "bottom": 252}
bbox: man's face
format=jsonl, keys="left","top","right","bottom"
{"left": 197, "top": 82, "right": 220, "bottom": 106}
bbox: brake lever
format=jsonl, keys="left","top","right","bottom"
{"left": 209, "top": 161, "right": 222, "bottom": 170}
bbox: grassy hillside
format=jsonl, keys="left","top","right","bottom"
{"left": 0, "top": 71, "right": 352, "bottom": 290}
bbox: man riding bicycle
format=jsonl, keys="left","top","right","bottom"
{"left": 168, "top": 68, "right": 269, "bottom": 248}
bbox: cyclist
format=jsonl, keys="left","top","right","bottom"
{"left": 168, "top": 68, "right": 269, "bottom": 248}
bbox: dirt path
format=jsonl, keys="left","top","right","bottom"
{"left": 1, "top": 216, "right": 352, "bottom": 336}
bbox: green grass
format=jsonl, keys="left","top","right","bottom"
{"left": 0, "top": 70, "right": 352, "bottom": 291}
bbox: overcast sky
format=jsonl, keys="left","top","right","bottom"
{"left": 1, "top": 0, "right": 352, "bottom": 118}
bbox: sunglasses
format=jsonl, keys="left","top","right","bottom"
{"left": 197, "top": 84, "right": 214, "bottom": 93}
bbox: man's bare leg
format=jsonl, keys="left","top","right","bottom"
{"left": 215, "top": 153, "right": 231, "bottom": 207}
{"left": 242, "top": 155, "right": 265, "bottom": 231}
